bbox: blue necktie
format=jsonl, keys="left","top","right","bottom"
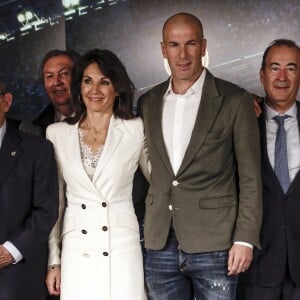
{"left": 273, "top": 115, "right": 290, "bottom": 193}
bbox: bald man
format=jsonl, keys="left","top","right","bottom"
{"left": 138, "top": 12, "right": 262, "bottom": 300}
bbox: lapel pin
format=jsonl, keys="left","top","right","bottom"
{"left": 11, "top": 151, "right": 16, "bottom": 156}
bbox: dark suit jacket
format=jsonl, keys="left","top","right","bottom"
{"left": 33, "top": 105, "right": 56, "bottom": 135}
{"left": 139, "top": 70, "right": 262, "bottom": 253}
{"left": 20, "top": 105, "right": 55, "bottom": 138}
{"left": 0, "top": 120, "right": 58, "bottom": 300}
{"left": 240, "top": 101, "right": 300, "bottom": 287}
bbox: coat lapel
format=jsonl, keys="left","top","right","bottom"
{"left": 177, "top": 71, "right": 224, "bottom": 176}
{"left": 92, "top": 115, "right": 123, "bottom": 183}
{"left": 67, "top": 121, "right": 117, "bottom": 201}
{"left": 0, "top": 122, "right": 22, "bottom": 188}
{"left": 147, "top": 80, "right": 174, "bottom": 177}
{"left": 69, "top": 122, "right": 94, "bottom": 186}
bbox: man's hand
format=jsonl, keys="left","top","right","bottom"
{"left": 0, "top": 245, "right": 14, "bottom": 269}
{"left": 227, "top": 244, "right": 253, "bottom": 276}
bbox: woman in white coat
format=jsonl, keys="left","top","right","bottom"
{"left": 46, "top": 49, "right": 148, "bottom": 300}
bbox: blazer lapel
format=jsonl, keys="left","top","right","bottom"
{"left": 177, "top": 71, "right": 223, "bottom": 176}
{"left": 92, "top": 115, "right": 123, "bottom": 183}
{"left": 147, "top": 81, "right": 174, "bottom": 177}
{"left": 0, "top": 123, "right": 22, "bottom": 188}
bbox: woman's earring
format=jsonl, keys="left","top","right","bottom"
{"left": 117, "top": 95, "right": 122, "bottom": 110}
{"left": 78, "top": 94, "right": 83, "bottom": 104}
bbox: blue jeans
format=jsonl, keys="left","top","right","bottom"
{"left": 145, "top": 229, "right": 238, "bottom": 300}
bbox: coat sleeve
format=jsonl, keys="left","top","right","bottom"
{"left": 137, "top": 118, "right": 151, "bottom": 182}
{"left": 232, "top": 91, "right": 263, "bottom": 248}
{"left": 46, "top": 126, "right": 66, "bottom": 266}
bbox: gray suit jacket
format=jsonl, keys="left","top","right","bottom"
{"left": 139, "top": 70, "right": 262, "bottom": 253}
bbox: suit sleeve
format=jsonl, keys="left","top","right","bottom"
{"left": 233, "top": 91, "right": 262, "bottom": 248}
{"left": 10, "top": 139, "right": 59, "bottom": 261}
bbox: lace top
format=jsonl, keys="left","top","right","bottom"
{"left": 78, "top": 128, "right": 104, "bottom": 179}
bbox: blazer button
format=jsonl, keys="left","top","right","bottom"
{"left": 172, "top": 180, "right": 179, "bottom": 186}
{"left": 103, "top": 252, "right": 109, "bottom": 256}
{"left": 102, "top": 202, "right": 107, "bottom": 207}
{"left": 81, "top": 204, "right": 86, "bottom": 209}
{"left": 81, "top": 229, "right": 87, "bottom": 234}
{"left": 102, "top": 226, "right": 108, "bottom": 231}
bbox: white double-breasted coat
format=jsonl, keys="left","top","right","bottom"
{"left": 47, "top": 116, "right": 148, "bottom": 300}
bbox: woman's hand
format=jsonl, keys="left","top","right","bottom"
{"left": 46, "top": 265, "right": 61, "bottom": 295}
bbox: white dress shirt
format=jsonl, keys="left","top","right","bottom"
{"left": 162, "top": 70, "right": 252, "bottom": 249}
{"left": 265, "top": 102, "right": 300, "bottom": 182}
{"left": 55, "top": 110, "right": 75, "bottom": 122}
{"left": 0, "top": 120, "right": 23, "bottom": 263}
{"left": 162, "top": 69, "right": 206, "bottom": 175}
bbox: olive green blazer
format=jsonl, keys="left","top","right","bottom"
{"left": 139, "top": 70, "right": 262, "bottom": 253}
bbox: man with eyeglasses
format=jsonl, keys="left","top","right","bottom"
{"left": 0, "top": 76, "right": 58, "bottom": 300}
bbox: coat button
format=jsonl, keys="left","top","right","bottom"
{"left": 81, "top": 204, "right": 86, "bottom": 209}
{"left": 102, "top": 226, "right": 108, "bottom": 231}
{"left": 103, "top": 252, "right": 109, "bottom": 256}
{"left": 172, "top": 180, "right": 179, "bottom": 186}
{"left": 81, "top": 229, "right": 87, "bottom": 234}
{"left": 102, "top": 202, "right": 107, "bottom": 207}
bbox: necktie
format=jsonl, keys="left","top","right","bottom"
{"left": 273, "top": 115, "right": 290, "bottom": 193}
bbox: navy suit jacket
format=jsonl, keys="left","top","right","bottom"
{"left": 20, "top": 104, "right": 55, "bottom": 138}
{"left": 0, "top": 120, "right": 58, "bottom": 300}
{"left": 240, "top": 101, "right": 300, "bottom": 287}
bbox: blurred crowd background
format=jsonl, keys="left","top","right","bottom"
{"left": 0, "top": 0, "right": 299, "bottom": 120}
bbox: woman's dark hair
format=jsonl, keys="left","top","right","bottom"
{"left": 70, "top": 49, "right": 135, "bottom": 123}
{"left": 0, "top": 76, "right": 8, "bottom": 94}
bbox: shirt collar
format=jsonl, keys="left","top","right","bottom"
{"left": 165, "top": 68, "right": 207, "bottom": 97}
{"left": 0, "top": 119, "right": 7, "bottom": 148}
{"left": 265, "top": 101, "right": 297, "bottom": 121}
{"left": 55, "top": 110, "right": 75, "bottom": 122}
